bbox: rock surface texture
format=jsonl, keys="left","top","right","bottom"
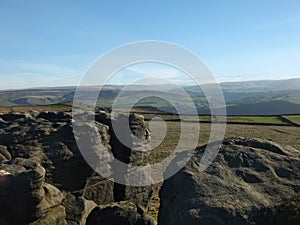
{"left": 158, "top": 137, "right": 300, "bottom": 225}
{"left": 0, "top": 158, "right": 66, "bottom": 225}
{"left": 0, "top": 111, "right": 155, "bottom": 225}
{"left": 86, "top": 201, "right": 157, "bottom": 225}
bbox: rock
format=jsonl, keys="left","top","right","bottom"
{"left": 0, "top": 111, "right": 154, "bottom": 223}
{"left": 86, "top": 201, "right": 157, "bottom": 225}
{"left": 63, "top": 193, "right": 97, "bottom": 225}
{"left": 37, "top": 111, "right": 71, "bottom": 122}
{"left": 0, "top": 145, "right": 11, "bottom": 162}
{"left": 83, "top": 176, "right": 114, "bottom": 205}
{"left": 29, "top": 205, "right": 67, "bottom": 225}
{"left": 95, "top": 112, "right": 151, "bottom": 165}
{"left": 114, "top": 183, "right": 153, "bottom": 210}
{"left": 96, "top": 112, "right": 153, "bottom": 209}
{"left": 37, "top": 183, "right": 64, "bottom": 213}
{"left": 158, "top": 137, "right": 300, "bottom": 225}
{"left": 0, "top": 158, "right": 65, "bottom": 224}
{"left": 0, "top": 112, "right": 27, "bottom": 121}
{"left": 274, "top": 194, "right": 300, "bottom": 225}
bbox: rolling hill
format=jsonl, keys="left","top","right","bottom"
{"left": 0, "top": 78, "right": 299, "bottom": 115}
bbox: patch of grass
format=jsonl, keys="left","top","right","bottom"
{"left": 0, "top": 103, "right": 72, "bottom": 113}
{"left": 283, "top": 115, "right": 300, "bottom": 125}
{"left": 226, "top": 116, "right": 286, "bottom": 124}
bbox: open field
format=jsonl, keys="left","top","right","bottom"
{"left": 0, "top": 102, "right": 72, "bottom": 113}
{"left": 283, "top": 115, "right": 300, "bottom": 125}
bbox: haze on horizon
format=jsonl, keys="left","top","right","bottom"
{"left": 1, "top": 0, "right": 300, "bottom": 90}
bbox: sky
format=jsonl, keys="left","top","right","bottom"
{"left": 0, "top": 0, "right": 300, "bottom": 89}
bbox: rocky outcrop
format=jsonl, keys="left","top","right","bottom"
{"left": 95, "top": 111, "right": 151, "bottom": 165}
{"left": 96, "top": 111, "right": 153, "bottom": 209}
{"left": 158, "top": 137, "right": 300, "bottom": 225}
{"left": 0, "top": 111, "right": 153, "bottom": 224}
{"left": 0, "top": 158, "right": 66, "bottom": 225}
{"left": 86, "top": 201, "right": 157, "bottom": 225}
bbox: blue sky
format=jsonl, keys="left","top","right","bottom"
{"left": 1, "top": 0, "right": 300, "bottom": 89}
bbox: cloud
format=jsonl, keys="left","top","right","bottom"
{"left": 106, "top": 63, "right": 196, "bottom": 86}
{"left": 0, "top": 60, "right": 82, "bottom": 89}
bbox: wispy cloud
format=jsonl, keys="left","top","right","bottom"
{"left": 0, "top": 60, "right": 83, "bottom": 90}
{"left": 107, "top": 63, "right": 196, "bottom": 86}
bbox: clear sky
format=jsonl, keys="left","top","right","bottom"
{"left": 1, "top": 0, "right": 300, "bottom": 89}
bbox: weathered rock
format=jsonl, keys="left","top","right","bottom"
{"left": 37, "top": 111, "right": 71, "bottom": 122}
{"left": 96, "top": 112, "right": 151, "bottom": 165}
{"left": 29, "top": 205, "right": 67, "bottom": 225}
{"left": 274, "top": 194, "right": 300, "bottom": 225}
{"left": 96, "top": 112, "right": 153, "bottom": 209}
{"left": 114, "top": 182, "right": 153, "bottom": 210}
{"left": 158, "top": 137, "right": 300, "bottom": 225}
{"left": 83, "top": 176, "right": 114, "bottom": 205}
{"left": 86, "top": 201, "right": 157, "bottom": 225}
{"left": 0, "top": 112, "right": 28, "bottom": 121}
{"left": 0, "top": 145, "right": 11, "bottom": 162}
{"left": 63, "top": 193, "right": 97, "bottom": 225}
{"left": 0, "top": 158, "right": 65, "bottom": 224}
{"left": 0, "top": 111, "right": 154, "bottom": 223}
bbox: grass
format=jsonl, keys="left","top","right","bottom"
{"left": 226, "top": 116, "right": 285, "bottom": 124}
{"left": 283, "top": 115, "right": 300, "bottom": 125}
{"left": 0, "top": 103, "right": 72, "bottom": 113}
{"left": 142, "top": 113, "right": 289, "bottom": 125}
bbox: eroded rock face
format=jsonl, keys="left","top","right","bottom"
{"left": 0, "top": 111, "right": 153, "bottom": 224}
{"left": 274, "top": 194, "right": 300, "bottom": 225}
{"left": 83, "top": 176, "right": 114, "bottom": 205}
{"left": 96, "top": 112, "right": 153, "bottom": 209}
{"left": 0, "top": 158, "right": 66, "bottom": 225}
{"left": 63, "top": 193, "right": 97, "bottom": 225}
{"left": 158, "top": 137, "right": 300, "bottom": 225}
{"left": 86, "top": 201, "right": 157, "bottom": 225}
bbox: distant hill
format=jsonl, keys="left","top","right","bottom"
{"left": 0, "top": 78, "right": 299, "bottom": 115}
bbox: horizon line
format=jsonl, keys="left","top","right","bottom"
{"left": 1, "top": 76, "right": 299, "bottom": 91}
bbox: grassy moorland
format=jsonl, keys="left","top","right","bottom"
{"left": 0, "top": 102, "right": 72, "bottom": 113}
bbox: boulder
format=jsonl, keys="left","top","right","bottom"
{"left": 83, "top": 176, "right": 114, "bottom": 205}
{"left": 0, "top": 158, "right": 65, "bottom": 224}
{"left": 158, "top": 137, "right": 300, "bottom": 225}
{"left": 0, "top": 112, "right": 27, "bottom": 121}
{"left": 274, "top": 194, "right": 300, "bottom": 225}
{"left": 37, "top": 111, "right": 71, "bottom": 122}
{"left": 86, "top": 201, "right": 157, "bottom": 225}
{"left": 63, "top": 193, "right": 97, "bottom": 225}
{"left": 29, "top": 205, "right": 67, "bottom": 225}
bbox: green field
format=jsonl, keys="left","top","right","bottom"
{"left": 283, "top": 115, "right": 300, "bottom": 125}
{"left": 226, "top": 116, "right": 285, "bottom": 124}
{"left": 143, "top": 114, "right": 292, "bottom": 126}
